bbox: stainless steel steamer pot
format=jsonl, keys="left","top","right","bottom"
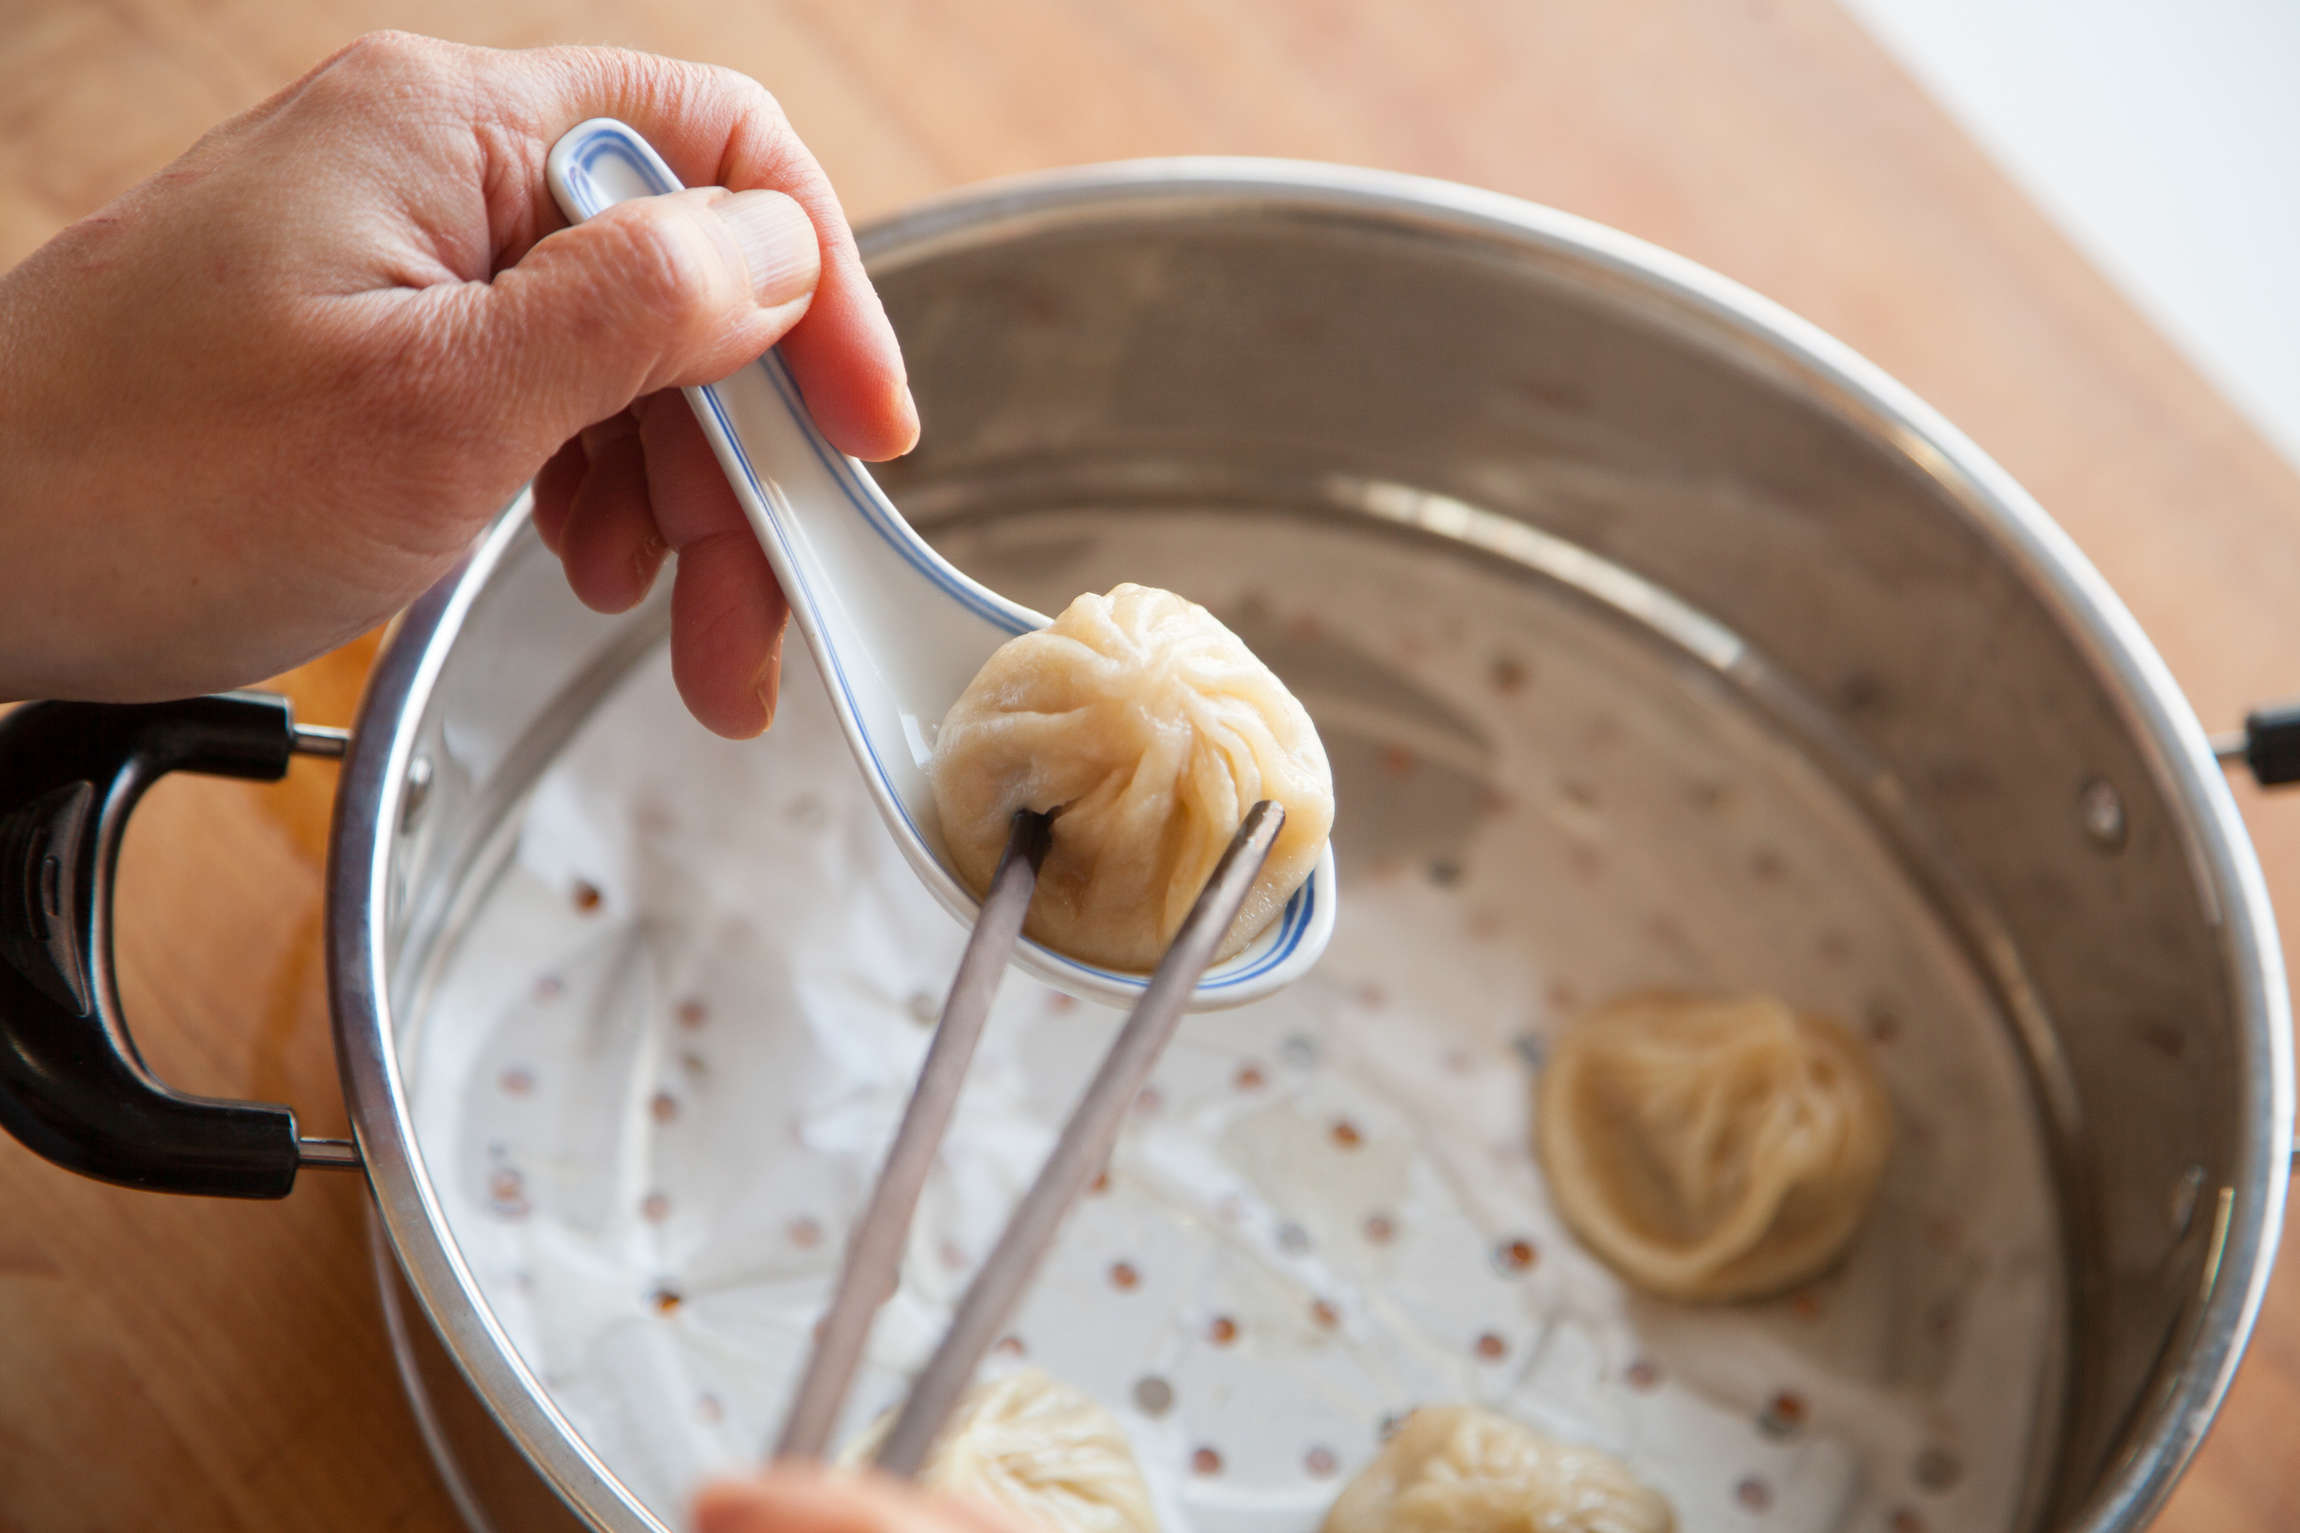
{"left": 0, "top": 161, "right": 2287, "bottom": 1533}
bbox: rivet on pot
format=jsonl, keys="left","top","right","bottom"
{"left": 2078, "top": 777, "right": 2127, "bottom": 852}
{"left": 399, "top": 753, "right": 434, "bottom": 835}
{"left": 2168, "top": 1163, "right": 2207, "bottom": 1238}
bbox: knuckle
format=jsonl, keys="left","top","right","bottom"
{"left": 713, "top": 69, "right": 806, "bottom": 182}
{"left": 631, "top": 58, "right": 797, "bottom": 185}
{"left": 304, "top": 30, "right": 462, "bottom": 111}
{"left": 546, "top": 43, "right": 649, "bottom": 108}
{"left": 599, "top": 209, "right": 712, "bottom": 315}
{"left": 708, "top": 64, "right": 786, "bottom": 128}
{"left": 592, "top": 206, "right": 719, "bottom": 332}
{"left": 338, "top": 29, "right": 435, "bottom": 75}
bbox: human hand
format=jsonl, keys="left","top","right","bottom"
{"left": 0, "top": 30, "right": 915, "bottom": 736}
{"left": 694, "top": 1467, "right": 1036, "bottom": 1533}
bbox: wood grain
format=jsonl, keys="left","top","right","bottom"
{"left": 2, "top": 2, "right": 2295, "bottom": 1529}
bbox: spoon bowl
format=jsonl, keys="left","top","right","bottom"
{"left": 544, "top": 118, "right": 1335, "bottom": 1009}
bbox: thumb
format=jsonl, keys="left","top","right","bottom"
{"left": 479, "top": 186, "right": 821, "bottom": 450}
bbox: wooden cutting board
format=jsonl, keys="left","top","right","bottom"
{"left": 3, "top": 2, "right": 2296, "bottom": 1529}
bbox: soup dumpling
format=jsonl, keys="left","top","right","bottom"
{"left": 1535, "top": 992, "right": 1893, "bottom": 1302}
{"left": 930, "top": 583, "right": 1334, "bottom": 972}
{"left": 841, "top": 1367, "right": 1157, "bottom": 1533}
{"left": 1323, "top": 1404, "right": 1673, "bottom": 1533}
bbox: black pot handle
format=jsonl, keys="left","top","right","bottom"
{"left": 0, "top": 693, "right": 358, "bottom": 1198}
{"left": 2217, "top": 704, "right": 2300, "bottom": 787}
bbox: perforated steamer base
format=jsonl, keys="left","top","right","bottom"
{"left": 401, "top": 508, "right": 2066, "bottom": 1533}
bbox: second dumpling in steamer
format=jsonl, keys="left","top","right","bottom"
{"left": 1535, "top": 992, "right": 1894, "bottom": 1302}
{"left": 930, "top": 584, "right": 1335, "bottom": 972}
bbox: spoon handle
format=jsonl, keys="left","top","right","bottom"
{"left": 544, "top": 119, "right": 1033, "bottom": 622}
{"left": 544, "top": 119, "right": 1040, "bottom": 846}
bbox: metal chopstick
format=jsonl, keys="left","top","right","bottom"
{"left": 869, "top": 800, "right": 1286, "bottom": 1478}
{"left": 772, "top": 809, "right": 1054, "bottom": 1462}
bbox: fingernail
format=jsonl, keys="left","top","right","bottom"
{"left": 894, "top": 379, "right": 922, "bottom": 456}
{"left": 633, "top": 529, "right": 667, "bottom": 590}
{"left": 713, "top": 190, "right": 821, "bottom": 308}
{"left": 755, "top": 626, "right": 787, "bottom": 732}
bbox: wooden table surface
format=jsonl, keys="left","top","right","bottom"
{"left": 4, "top": 2, "right": 2298, "bottom": 1529}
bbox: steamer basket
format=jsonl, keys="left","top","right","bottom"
{"left": 337, "top": 163, "right": 2287, "bottom": 1533}
{"left": 0, "top": 161, "right": 2279, "bottom": 1533}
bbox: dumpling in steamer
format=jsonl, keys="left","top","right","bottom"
{"left": 930, "top": 583, "right": 1334, "bottom": 972}
{"left": 1535, "top": 992, "right": 1894, "bottom": 1302}
{"left": 1323, "top": 1404, "right": 1673, "bottom": 1533}
{"left": 840, "top": 1368, "right": 1157, "bottom": 1533}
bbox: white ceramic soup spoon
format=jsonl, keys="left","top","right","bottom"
{"left": 544, "top": 119, "right": 1335, "bottom": 1010}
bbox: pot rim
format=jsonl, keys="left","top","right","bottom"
{"left": 329, "top": 156, "right": 2291, "bottom": 1533}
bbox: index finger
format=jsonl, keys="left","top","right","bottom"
{"left": 482, "top": 43, "right": 918, "bottom": 462}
